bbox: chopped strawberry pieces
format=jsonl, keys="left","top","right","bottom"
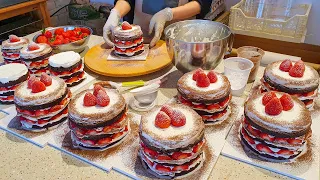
{"left": 246, "top": 124, "right": 260, "bottom": 137}
{"left": 287, "top": 138, "right": 302, "bottom": 145}
{"left": 277, "top": 149, "right": 294, "bottom": 155}
{"left": 143, "top": 146, "right": 158, "bottom": 158}
{"left": 241, "top": 128, "right": 255, "bottom": 144}
{"left": 207, "top": 70, "right": 218, "bottom": 83}
{"left": 262, "top": 92, "right": 277, "bottom": 105}
{"left": 171, "top": 152, "right": 191, "bottom": 160}
{"left": 265, "top": 97, "right": 283, "bottom": 115}
{"left": 82, "top": 140, "right": 95, "bottom": 145}
{"left": 31, "top": 80, "right": 46, "bottom": 93}
{"left": 259, "top": 133, "right": 275, "bottom": 142}
{"left": 97, "top": 137, "right": 112, "bottom": 145}
{"left": 289, "top": 61, "right": 305, "bottom": 78}
{"left": 279, "top": 59, "right": 292, "bottom": 72}
{"left": 155, "top": 111, "right": 171, "bottom": 129}
{"left": 155, "top": 164, "right": 171, "bottom": 172}
{"left": 206, "top": 104, "right": 220, "bottom": 110}
{"left": 170, "top": 110, "right": 186, "bottom": 127}
{"left": 256, "top": 144, "right": 273, "bottom": 154}
{"left": 83, "top": 92, "right": 96, "bottom": 106}
{"left": 157, "top": 155, "right": 172, "bottom": 160}
{"left": 172, "top": 164, "right": 189, "bottom": 171}
{"left": 279, "top": 93, "right": 294, "bottom": 111}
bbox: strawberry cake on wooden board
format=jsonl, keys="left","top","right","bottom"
{"left": 1, "top": 35, "right": 29, "bottom": 64}
{"left": 261, "top": 60, "right": 319, "bottom": 109}
{"left": 48, "top": 51, "right": 86, "bottom": 87}
{"left": 0, "top": 64, "right": 29, "bottom": 104}
{"left": 241, "top": 91, "right": 311, "bottom": 162}
{"left": 20, "top": 42, "right": 53, "bottom": 76}
{"left": 177, "top": 68, "right": 232, "bottom": 124}
{"left": 139, "top": 104, "right": 205, "bottom": 179}
{"left": 113, "top": 21, "right": 144, "bottom": 57}
{"left": 68, "top": 85, "right": 129, "bottom": 151}
{"left": 14, "top": 74, "right": 71, "bottom": 131}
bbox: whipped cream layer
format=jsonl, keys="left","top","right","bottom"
{"left": 264, "top": 61, "right": 319, "bottom": 89}
{"left": 1, "top": 37, "right": 29, "bottom": 50}
{"left": 49, "top": 51, "right": 81, "bottom": 68}
{"left": 245, "top": 92, "right": 311, "bottom": 135}
{"left": 20, "top": 43, "right": 52, "bottom": 59}
{"left": 14, "top": 76, "right": 67, "bottom": 106}
{"left": 0, "top": 64, "right": 28, "bottom": 84}
{"left": 113, "top": 25, "right": 143, "bottom": 38}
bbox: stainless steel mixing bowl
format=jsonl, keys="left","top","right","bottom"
{"left": 32, "top": 25, "right": 92, "bottom": 53}
{"left": 164, "top": 20, "right": 234, "bottom": 72}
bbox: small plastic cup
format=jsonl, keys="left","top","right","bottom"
{"left": 224, "top": 57, "right": 254, "bottom": 96}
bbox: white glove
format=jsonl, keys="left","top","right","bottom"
{"left": 149, "top": 8, "right": 173, "bottom": 48}
{"left": 103, "top": 8, "right": 121, "bottom": 46}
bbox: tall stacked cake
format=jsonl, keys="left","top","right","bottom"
{"left": 48, "top": 51, "right": 86, "bottom": 87}
{"left": 261, "top": 60, "right": 319, "bottom": 109}
{"left": 1, "top": 35, "right": 28, "bottom": 64}
{"left": 14, "top": 74, "right": 71, "bottom": 131}
{"left": 113, "top": 21, "right": 144, "bottom": 56}
{"left": 68, "top": 85, "right": 129, "bottom": 150}
{"left": 139, "top": 104, "right": 205, "bottom": 178}
{"left": 20, "top": 43, "right": 53, "bottom": 76}
{"left": 177, "top": 68, "right": 232, "bottom": 124}
{"left": 0, "top": 64, "right": 29, "bottom": 104}
{"left": 241, "top": 91, "right": 311, "bottom": 161}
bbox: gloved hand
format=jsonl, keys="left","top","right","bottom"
{"left": 103, "top": 8, "right": 121, "bottom": 46}
{"left": 149, "top": 8, "right": 173, "bottom": 48}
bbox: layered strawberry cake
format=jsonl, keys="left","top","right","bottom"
{"left": 139, "top": 104, "right": 205, "bottom": 179}
{"left": 113, "top": 21, "right": 144, "bottom": 56}
{"left": 49, "top": 51, "right": 86, "bottom": 87}
{"left": 14, "top": 73, "right": 71, "bottom": 131}
{"left": 1, "top": 35, "right": 29, "bottom": 64}
{"left": 68, "top": 85, "right": 129, "bottom": 150}
{"left": 0, "top": 64, "right": 29, "bottom": 104}
{"left": 20, "top": 42, "right": 53, "bottom": 76}
{"left": 240, "top": 91, "right": 312, "bottom": 161}
{"left": 261, "top": 60, "right": 319, "bottom": 109}
{"left": 177, "top": 68, "right": 232, "bottom": 124}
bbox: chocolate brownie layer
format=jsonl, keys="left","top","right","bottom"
{"left": 178, "top": 90, "right": 230, "bottom": 104}
{"left": 75, "top": 133, "right": 128, "bottom": 150}
{"left": 0, "top": 91, "right": 14, "bottom": 96}
{"left": 263, "top": 75, "right": 318, "bottom": 94}
{"left": 240, "top": 133, "right": 302, "bottom": 161}
{"left": 69, "top": 107, "right": 127, "bottom": 129}
{"left": 0, "top": 100, "right": 14, "bottom": 104}
{"left": 21, "top": 52, "right": 53, "bottom": 62}
{"left": 0, "top": 73, "right": 28, "bottom": 87}
{"left": 14, "top": 89, "right": 68, "bottom": 111}
{"left": 244, "top": 114, "right": 311, "bottom": 138}
{"left": 49, "top": 60, "right": 82, "bottom": 72}
{"left": 66, "top": 76, "right": 85, "bottom": 87}
{"left": 140, "top": 132, "right": 204, "bottom": 154}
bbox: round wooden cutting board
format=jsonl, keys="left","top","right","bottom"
{"left": 84, "top": 40, "right": 172, "bottom": 77}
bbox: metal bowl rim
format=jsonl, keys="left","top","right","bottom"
{"left": 164, "top": 20, "right": 232, "bottom": 44}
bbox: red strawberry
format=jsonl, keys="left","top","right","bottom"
{"left": 83, "top": 92, "right": 96, "bottom": 106}
{"left": 172, "top": 165, "right": 189, "bottom": 171}
{"left": 196, "top": 72, "right": 210, "bottom": 87}
{"left": 193, "top": 104, "right": 206, "bottom": 109}
{"left": 157, "top": 155, "right": 172, "bottom": 161}
{"left": 171, "top": 152, "right": 191, "bottom": 160}
{"left": 277, "top": 149, "right": 294, "bottom": 155}
{"left": 262, "top": 92, "right": 277, "bottom": 105}
{"left": 143, "top": 146, "right": 158, "bottom": 157}
{"left": 121, "top": 21, "right": 132, "bottom": 30}
{"left": 96, "top": 90, "right": 110, "bottom": 107}
{"left": 265, "top": 97, "right": 283, "bottom": 115}
{"left": 160, "top": 105, "right": 174, "bottom": 117}
{"left": 170, "top": 110, "right": 186, "bottom": 127}
{"left": 207, "top": 104, "right": 220, "bottom": 110}
{"left": 256, "top": 144, "right": 273, "bottom": 153}
{"left": 155, "top": 111, "right": 171, "bottom": 129}
{"left": 192, "top": 142, "right": 203, "bottom": 153}
{"left": 287, "top": 138, "right": 302, "bottom": 145}
{"left": 38, "top": 119, "right": 49, "bottom": 125}
{"left": 35, "top": 109, "right": 48, "bottom": 117}
{"left": 279, "top": 93, "right": 294, "bottom": 111}
{"left": 274, "top": 138, "right": 288, "bottom": 144}
{"left": 82, "top": 140, "right": 95, "bottom": 145}
{"left": 93, "top": 84, "right": 105, "bottom": 96}
{"left": 241, "top": 128, "right": 255, "bottom": 144}
{"left": 279, "top": 59, "right": 292, "bottom": 72}
{"left": 9, "top": 35, "right": 20, "bottom": 42}
{"left": 44, "top": 31, "right": 52, "bottom": 38}
{"left": 144, "top": 157, "right": 154, "bottom": 166}
{"left": 40, "top": 73, "right": 52, "bottom": 86}
{"left": 155, "top": 164, "right": 171, "bottom": 172}
{"left": 49, "top": 105, "right": 61, "bottom": 113}
{"left": 97, "top": 137, "right": 112, "bottom": 145}
{"left": 86, "top": 129, "right": 97, "bottom": 135}
{"left": 246, "top": 124, "right": 260, "bottom": 137}
{"left": 289, "top": 61, "right": 305, "bottom": 78}
{"left": 112, "top": 132, "right": 124, "bottom": 139}
{"left": 28, "top": 43, "right": 40, "bottom": 51}
{"left": 192, "top": 68, "right": 204, "bottom": 81}
{"left": 207, "top": 70, "right": 218, "bottom": 83}
{"left": 260, "top": 133, "right": 275, "bottom": 142}
{"left": 31, "top": 80, "right": 46, "bottom": 93}
{"left": 28, "top": 76, "right": 37, "bottom": 89}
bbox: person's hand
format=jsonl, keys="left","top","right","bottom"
{"left": 103, "top": 9, "right": 120, "bottom": 46}
{"left": 149, "top": 8, "right": 173, "bottom": 48}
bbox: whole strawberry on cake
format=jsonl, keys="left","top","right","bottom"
{"left": 1, "top": 35, "right": 29, "bottom": 64}
{"left": 14, "top": 73, "right": 71, "bottom": 131}
{"left": 240, "top": 91, "right": 311, "bottom": 161}
{"left": 0, "top": 64, "right": 29, "bottom": 104}
{"left": 113, "top": 21, "right": 144, "bottom": 57}
{"left": 177, "top": 68, "right": 232, "bottom": 124}
{"left": 261, "top": 60, "right": 319, "bottom": 109}
{"left": 20, "top": 42, "right": 53, "bottom": 76}
{"left": 139, "top": 104, "right": 205, "bottom": 179}
{"left": 48, "top": 51, "right": 86, "bottom": 87}
{"left": 68, "top": 85, "right": 129, "bottom": 150}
